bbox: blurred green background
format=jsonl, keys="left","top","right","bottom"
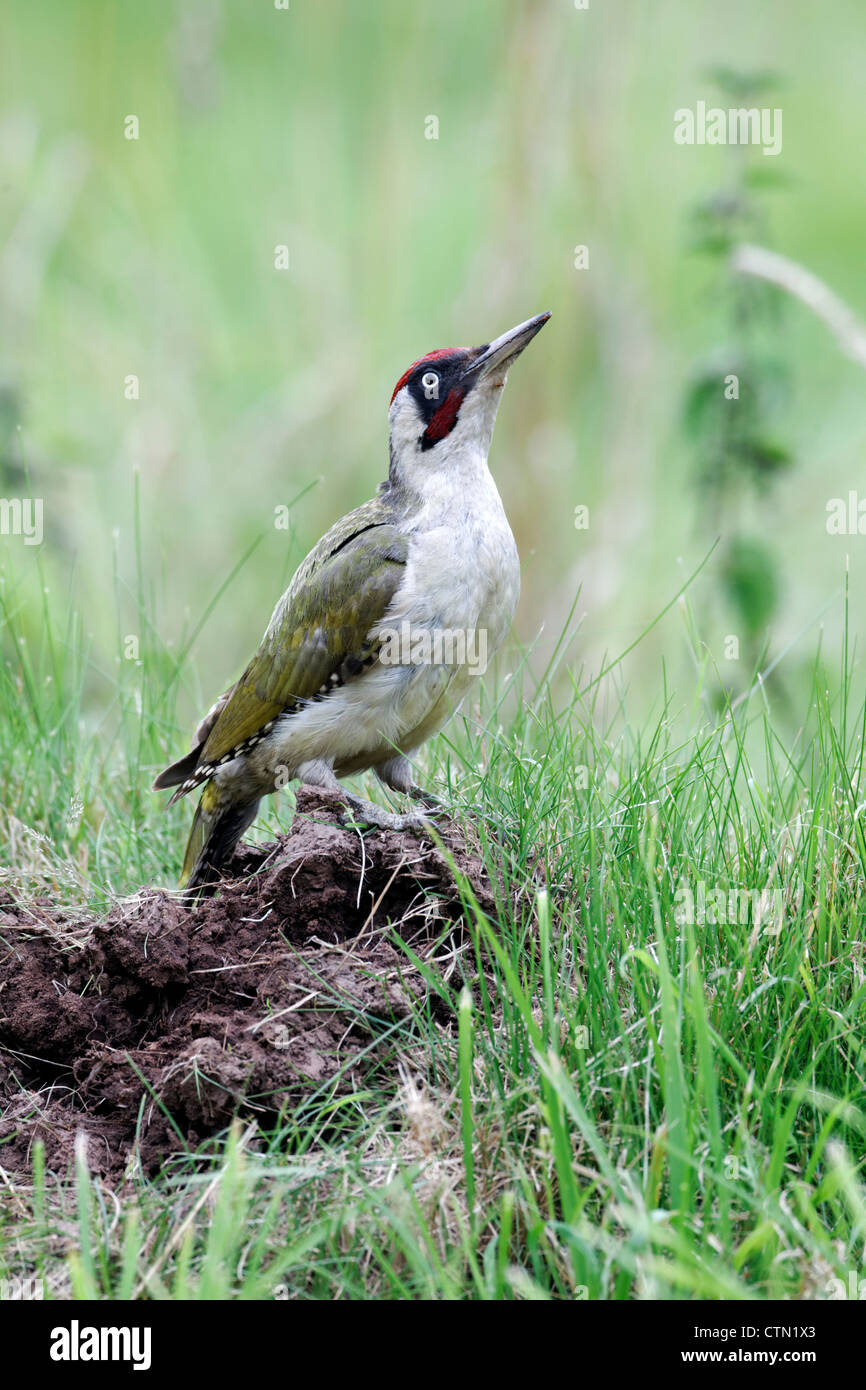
{"left": 2, "top": 0, "right": 866, "bottom": 739}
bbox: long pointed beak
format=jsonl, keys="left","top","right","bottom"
{"left": 461, "top": 311, "right": 551, "bottom": 383}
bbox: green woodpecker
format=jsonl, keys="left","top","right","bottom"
{"left": 154, "top": 311, "right": 550, "bottom": 888}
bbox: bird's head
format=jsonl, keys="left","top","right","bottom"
{"left": 386, "top": 312, "right": 550, "bottom": 488}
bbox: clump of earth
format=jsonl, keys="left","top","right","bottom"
{"left": 0, "top": 789, "right": 495, "bottom": 1180}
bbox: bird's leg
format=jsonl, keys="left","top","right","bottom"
{"left": 375, "top": 755, "right": 443, "bottom": 810}
{"left": 296, "top": 758, "right": 433, "bottom": 833}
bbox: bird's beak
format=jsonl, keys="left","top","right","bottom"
{"left": 461, "top": 311, "right": 551, "bottom": 384}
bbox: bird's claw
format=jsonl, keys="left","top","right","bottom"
{"left": 340, "top": 797, "right": 438, "bottom": 835}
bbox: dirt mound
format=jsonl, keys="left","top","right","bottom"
{"left": 0, "top": 790, "right": 494, "bottom": 1180}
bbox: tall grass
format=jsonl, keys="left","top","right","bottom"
{"left": 1, "top": 546, "right": 864, "bottom": 1300}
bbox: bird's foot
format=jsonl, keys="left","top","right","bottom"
{"left": 340, "top": 793, "right": 437, "bottom": 835}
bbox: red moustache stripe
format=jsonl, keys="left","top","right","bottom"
{"left": 422, "top": 386, "right": 466, "bottom": 445}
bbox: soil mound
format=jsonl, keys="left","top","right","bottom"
{"left": 0, "top": 790, "right": 493, "bottom": 1180}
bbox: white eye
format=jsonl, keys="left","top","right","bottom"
{"left": 421, "top": 371, "right": 440, "bottom": 400}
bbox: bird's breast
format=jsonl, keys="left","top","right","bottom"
{"left": 389, "top": 487, "right": 520, "bottom": 649}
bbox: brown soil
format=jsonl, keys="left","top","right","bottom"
{"left": 0, "top": 789, "right": 495, "bottom": 1181}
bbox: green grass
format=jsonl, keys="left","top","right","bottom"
{"left": 1, "top": 548, "right": 865, "bottom": 1301}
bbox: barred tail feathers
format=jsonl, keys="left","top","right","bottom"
{"left": 180, "top": 781, "right": 261, "bottom": 890}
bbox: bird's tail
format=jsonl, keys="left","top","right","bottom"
{"left": 180, "top": 780, "right": 261, "bottom": 891}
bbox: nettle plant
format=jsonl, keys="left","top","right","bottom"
{"left": 682, "top": 68, "right": 793, "bottom": 695}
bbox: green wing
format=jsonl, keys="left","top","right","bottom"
{"left": 196, "top": 504, "right": 407, "bottom": 768}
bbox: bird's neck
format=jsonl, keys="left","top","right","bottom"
{"left": 385, "top": 441, "right": 506, "bottom": 530}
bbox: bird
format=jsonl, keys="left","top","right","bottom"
{"left": 154, "top": 310, "right": 551, "bottom": 889}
